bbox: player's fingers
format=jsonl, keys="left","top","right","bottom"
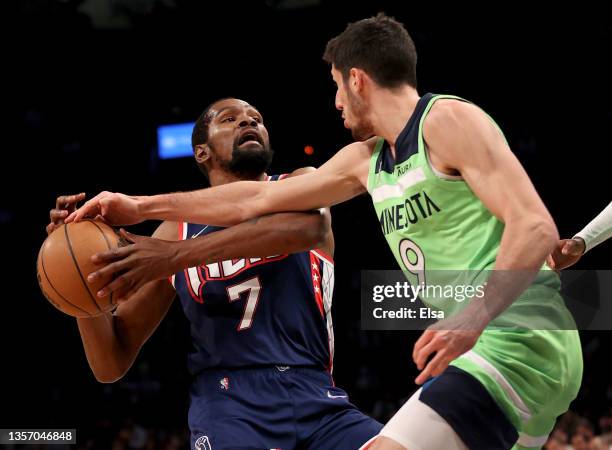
{"left": 67, "top": 192, "right": 108, "bottom": 223}
{"left": 50, "top": 209, "right": 69, "bottom": 223}
{"left": 97, "top": 274, "right": 130, "bottom": 297}
{"left": 415, "top": 338, "right": 442, "bottom": 370}
{"left": 415, "top": 350, "right": 449, "bottom": 385}
{"left": 91, "top": 246, "right": 131, "bottom": 264}
{"left": 66, "top": 204, "right": 88, "bottom": 223}
{"left": 561, "top": 240, "right": 574, "bottom": 255}
{"left": 88, "top": 259, "right": 129, "bottom": 283}
{"left": 546, "top": 255, "right": 555, "bottom": 270}
{"left": 562, "top": 239, "right": 584, "bottom": 256}
{"left": 46, "top": 223, "right": 56, "bottom": 235}
{"left": 413, "top": 329, "right": 435, "bottom": 362}
{"left": 68, "top": 202, "right": 95, "bottom": 223}
{"left": 56, "top": 193, "right": 86, "bottom": 209}
{"left": 569, "top": 239, "right": 585, "bottom": 255}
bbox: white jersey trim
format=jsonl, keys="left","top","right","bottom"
{"left": 311, "top": 249, "right": 334, "bottom": 266}
{"left": 170, "top": 221, "right": 189, "bottom": 288}
{"left": 517, "top": 432, "right": 549, "bottom": 448}
{"left": 370, "top": 167, "right": 426, "bottom": 202}
{"left": 460, "top": 350, "right": 532, "bottom": 422}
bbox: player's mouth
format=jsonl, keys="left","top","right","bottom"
{"left": 237, "top": 129, "right": 263, "bottom": 147}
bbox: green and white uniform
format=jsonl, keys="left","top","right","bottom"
{"left": 368, "top": 93, "right": 583, "bottom": 449}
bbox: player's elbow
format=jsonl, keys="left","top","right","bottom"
{"left": 94, "top": 371, "right": 123, "bottom": 384}
{"left": 89, "top": 357, "right": 131, "bottom": 384}
{"left": 529, "top": 216, "right": 559, "bottom": 253}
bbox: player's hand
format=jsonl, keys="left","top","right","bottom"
{"left": 65, "top": 191, "right": 146, "bottom": 226}
{"left": 47, "top": 193, "right": 86, "bottom": 235}
{"left": 412, "top": 311, "right": 487, "bottom": 385}
{"left": 546, "top": 238, "right": 586, "bottom": 271}
{"left": 88, "top": 229, "right": 179, "bottom": 302}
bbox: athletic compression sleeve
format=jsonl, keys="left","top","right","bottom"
{"left": 574, "top": 201, "right": 612, "bottom": 253}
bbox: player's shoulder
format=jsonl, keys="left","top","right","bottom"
{"left": 153, "top": 220, "right": 179, "bottom": 240}
{"left": 426, "top": 98, "right": 482, "bottom": 129}
{"left": 424, "top": 98, "right": 491, "bottom": 146}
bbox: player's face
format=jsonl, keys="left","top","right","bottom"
{"left": 206, "top": 99, "right": 273, "bottom": 178}
{"left": 331, "top": 66, "right": 374, "bottom": 141}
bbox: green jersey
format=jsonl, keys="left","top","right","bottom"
{"left": 367, "top": 93, "right": 582, "bottom": 448}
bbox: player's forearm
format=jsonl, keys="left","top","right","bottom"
{"left": 77, "top": 314, "right": 131, "bottom": 383}
{"left": 575, "top": 201, "right": 612, "bottom": 253}
{"left": 467, "top": 215, "right": 559, "bottom": 325}
{"left": 77, "top": 281, "right": 175, "bottom": 383}
{"left": 174, "top": 211, "right": 330, "bottom": 269}
{"left": 141, "top": 182, "right": 268, "bottom": 226}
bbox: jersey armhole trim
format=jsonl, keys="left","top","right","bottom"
{"left": 311, "top": 249, "right": 334, "bottom": 266}
{"left": 367, "top": 138, "right": 385, "bottom": 194}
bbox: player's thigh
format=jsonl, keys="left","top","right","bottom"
{"left": 377, "top": 388, "right": 468, "bottom": 450}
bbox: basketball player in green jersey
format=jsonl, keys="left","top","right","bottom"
{"left": 68, "top": 14, "right": 583, "bottom": 450}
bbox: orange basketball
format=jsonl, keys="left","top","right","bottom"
{"left": 37, "top": 220, "right": 120, "bottom": 318}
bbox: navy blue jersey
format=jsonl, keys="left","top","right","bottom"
{"left": 171, "top": 175, "right": 335, "bottom": 375}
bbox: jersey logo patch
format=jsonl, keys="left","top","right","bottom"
{"left": 195, "top": 435, "right": 212, "bottom": 450}
{"left": 326, "top": 390, "right": 348, "bottom": 399}
{"left": 219, "top": 377, "right": 229, "bottom": 390}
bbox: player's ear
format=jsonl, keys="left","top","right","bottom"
{"left": 194, "top": 144, "right": 211, "bottom": 164}
{"left": 349, "top": 67, "right": 364, "bottom": 92}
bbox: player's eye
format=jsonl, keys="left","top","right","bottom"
{"left": 253, "top": 116, "right": 262, "bottom": 123}
{"left": 222, "top": 116, "right": 235, "bottom": 123}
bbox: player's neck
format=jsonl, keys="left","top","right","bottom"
{"left": 369, "top": 86, "right": 420, "bottom": 156}
{"left": 209, "top": 170, "right": 267, "bottom": 186}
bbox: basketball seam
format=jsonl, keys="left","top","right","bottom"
{"left": 39, "top": 244, "right": 91, "bottom": 315}
{"left": 64, "top": 224, "right": 103, "bottom": 313}
{"left": 88, "top": 220, "right": 115, "bottom": 307}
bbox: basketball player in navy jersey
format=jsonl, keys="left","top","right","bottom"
{"left": 46, "top": 98, "right": 381, "bottom": 450}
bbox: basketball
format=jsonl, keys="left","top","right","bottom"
{"left": 37, "top": 220, "right": 120, "bottom": 318}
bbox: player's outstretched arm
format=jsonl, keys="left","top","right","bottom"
{"left": 413, "top": 100, "right": 560, "bottom": 384}
{"left": 66, "top": 140, "right": 372, "bottom": 226}
{"left": 76, "top": 221, "right": 177, "bottom": 383}
{"left": 87, "top": 168, "right": 335, "bottom": 301}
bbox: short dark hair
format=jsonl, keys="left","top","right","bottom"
{"left": 323, "top": 13, "right": 417, "bottom": 89}
{"left": 192, "top": 98, "right": 234, "bottom": 151}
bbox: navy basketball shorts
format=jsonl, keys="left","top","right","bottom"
{"left": 188, "top": 366, "right": 382, "bottom": 450}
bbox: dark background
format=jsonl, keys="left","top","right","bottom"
{"left": 2, "top": 1, "right": 611, "bottom": 448}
